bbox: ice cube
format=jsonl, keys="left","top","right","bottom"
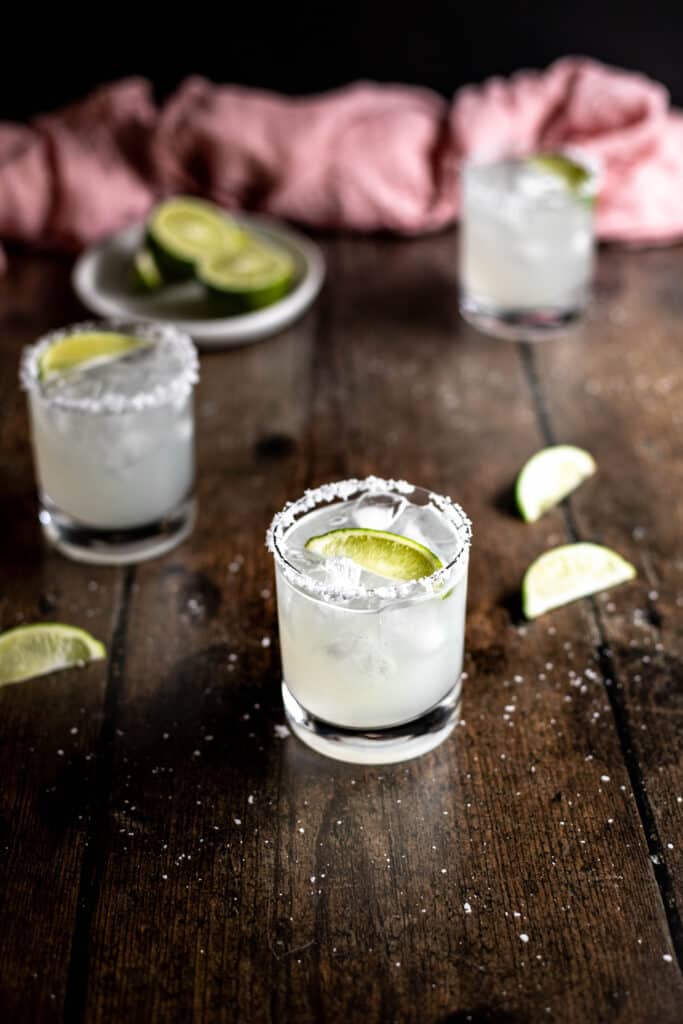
{"left": 325, "top": 631, "right": 363, "bottom": 660}
{"left": 327, "top": 510, "right": 353, "bottom": 528}
{"left": 392, "top": 504, "right": 459, "bottom": 562}
{"left": 515, "top": 161, "right": 561, "bottom": 199}
{"left": 283, "top": 546, "right": 328, "bottom": 579}
{"left": 112, "top": 427, "right": 157, "bottom": 470}
{"left": 321, "top": 556, "right": 363, "bottom": 589}
{"left": 382, "top": 601, "right": 449, "bottom": 656}
{"left": 353, "top": 492, "right": 407, "bottom": 531}
{"left": 325, "top": 631, "right": 396, "bottom": 681}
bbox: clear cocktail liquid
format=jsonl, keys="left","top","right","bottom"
{"left": 268, "top": 478, "right": 472, "bottom": 763}
{"left": 459, "top": 157, "right": 596, "bottom": 340}
{"left": 21, "top": 321, "right": 199, "bottom": 564}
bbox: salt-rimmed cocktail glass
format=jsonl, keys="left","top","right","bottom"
{"left": 20, "top": 319, "right": 199, "bottom": 565}
{"left": 267, "top": 477, "right": 472, "bottom": 764}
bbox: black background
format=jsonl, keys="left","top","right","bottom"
{"left": 2, "top": 1, "right": 682, "bottom": 121}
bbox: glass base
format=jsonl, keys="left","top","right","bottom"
{"left": 38, "top": 494, "right": 196, "bottom": 565}
{"left": 460, "top": 294, "right": 583, "bottom": 341}
{"left": 282, "top": 678, "right": 462, "bottom": 765}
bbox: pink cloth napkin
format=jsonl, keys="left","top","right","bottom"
{"left": 1, "top": 56, "right": 682, "bottom": 272}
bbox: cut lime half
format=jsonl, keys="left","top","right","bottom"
{"left": 147, "top": 196, "right": 245, "bottom": 281}
{"left": 516, "top": 445, "right": 596, "bottom": 522}
{"left": 305, "top": 528, "right": 442, "bottom": 582}
{"left": 39, "top": 332, "right": 146, "bottom": 378}
{"left": 0, "top": 623, "right": 106, "bottom": 687}
{"left": 522, "top": 543, "right": 636, "bottom": 619}
{"left": 198, "top": 240, "right": 295, "bottom": 314}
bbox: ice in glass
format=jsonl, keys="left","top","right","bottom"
{"left": 20, "top": 320, "right": 199, "bottom": 564}
{"left": 459, "top": 155, "right": 597, "bottom": 340}
{"left": 267, "top": 478, "right": 472, "bottom": 764}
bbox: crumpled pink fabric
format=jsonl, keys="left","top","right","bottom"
{"left": 451, "top": 57, "right": 683, "bottom": 244}
{"left": 1, "top": 56, "right": 682, "bottom": 272}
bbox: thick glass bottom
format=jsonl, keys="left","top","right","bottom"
{"left": 38, "top": 494, "right": 196, "bottom": 565}
{"left": 282, "top": 677, "right": 462, "bottom": 765}
{"left": 460, "top": 293, "right": 584, "bottom": 341}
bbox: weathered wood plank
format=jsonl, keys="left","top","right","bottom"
{"left": 0, "top": 255, "right": 124, "bottom": 1021}
{"left": 72, "top": 235, "right": 682, "bottom": 1023}
{"left": 529, "top": 246, "right": 683, "bottom": 950}
{"left": 74, "top": 307, "right": 319, "bottom": 1022}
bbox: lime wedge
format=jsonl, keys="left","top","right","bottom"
{"left": 198, "top": 240, "right": 295, "bottom": 313}
{"left": 39, "top": 332, "right": 146, "bottom": 378}
{"left": 516, "top": 445, "right": 596, "bottom": 522}
{"left": 529, "top": 154, "right": 594, "bottom": 198}
{"left": 0, "top": 623, "right": 106, "bottom": 687}
{"left": 522, "top": 543, "right": 636, "bottom": 619}
{"left": 147, "top": 196, "right": 245, "bottom": 281}
{"left": 131, "top": 247, "right": 164, "bottom": 291}
{"left": 305, "top": 528, "right": 442, "bottom": 582}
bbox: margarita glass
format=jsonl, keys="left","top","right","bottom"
{"left": 20, "top": 320, "right": 199, "bottom": 564}
{"left": 267, "top": 477, "right": 472, "bottom": 764}
{"left": 459, "top": 154, "right": 597, "bottom": 340}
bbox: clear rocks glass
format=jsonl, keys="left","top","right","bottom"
{"left": 20, "top": 319, "right": 199, "bottom": 565}
{"left": 267, "top": 477, "right": 472, "bottom": 764}
{"left": 459, "top": 153, "right": 598, "bottom": 340}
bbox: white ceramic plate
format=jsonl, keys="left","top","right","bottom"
{"left": 72, "top": 215, "right": 325, "bottom": 348}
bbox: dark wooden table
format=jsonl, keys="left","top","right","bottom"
{"left": 1, "top": 234, "right": 682, "bottom": 1024}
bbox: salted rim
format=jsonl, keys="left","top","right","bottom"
{"left": 19, "top": 319, "right": 199, "bottom": 414}
{"left": 266, "top": 476, "right": 472, "bottom": 603}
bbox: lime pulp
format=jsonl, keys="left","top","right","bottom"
{"left": 198, "top": 240, "right": 295, "bottom": 313}
{"left": 147, "top": 196, "right": 245, "bottom": 280}
{"left": 39, "top": 332, "right": 146, "bottom": 378}
{"left": 131, "top": 247, "right": 164, "bottom": 291}
{"left": 516, "top": 445, "right": 596, "bottom": 522}
{"left": 0, "top": 623, "right": 106, "bottom": 686}
{"left": 305, "top": 528, "right": 443, "bottom": 582}
{"left": 522, "top": 542, "right": 636, "bottom": 619}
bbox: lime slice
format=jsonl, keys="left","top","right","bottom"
{"left": 198, "top": 240, "right": 295, "bottom": 314}
{"left": 516, "top": 445, "right": 596, "bottom": 522}
{"left": 522, "top": 543, "right": 636, "bottom": 619}
{"left": 147, "top": 196, "right": 245, "bottom": 281}
{"left": 305, "top": 528, "right": 442, "bottom": 582}
{"left": 529, "top": 154, "right": 594, "bottom": 198}
{"left": 0, "top": 623, "right": 106, "bottom": 687}
{"left": 39, "top": 332, "right": 146, "bottom": 378}
{"left": 131, "top": 247, "right": 164, "bottom": 291}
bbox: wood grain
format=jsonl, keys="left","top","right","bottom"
{"left": 0, "top": 238, "right": 681, "bottom": 1023}
{"left": 529, "top": 247, "right": 683, "bottom": 945}
{"left": 0, "top": 255, "right": 124, "bottom": 1020}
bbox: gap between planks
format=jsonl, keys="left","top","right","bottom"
{"left": 518, "top": 340, "right": 683, "bottom": 969}
{"left": 63, "top": 566, "right": 137, "bottom": 1022}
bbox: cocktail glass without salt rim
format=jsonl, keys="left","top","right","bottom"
{"left": 458, "top": 151, "right": 599, "bottom": 341}
{"left": 266, "top": 477, "right": 472, "bottom": 764}
{"left": 20, "top": 319, "right": 199, "bottom": 565}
